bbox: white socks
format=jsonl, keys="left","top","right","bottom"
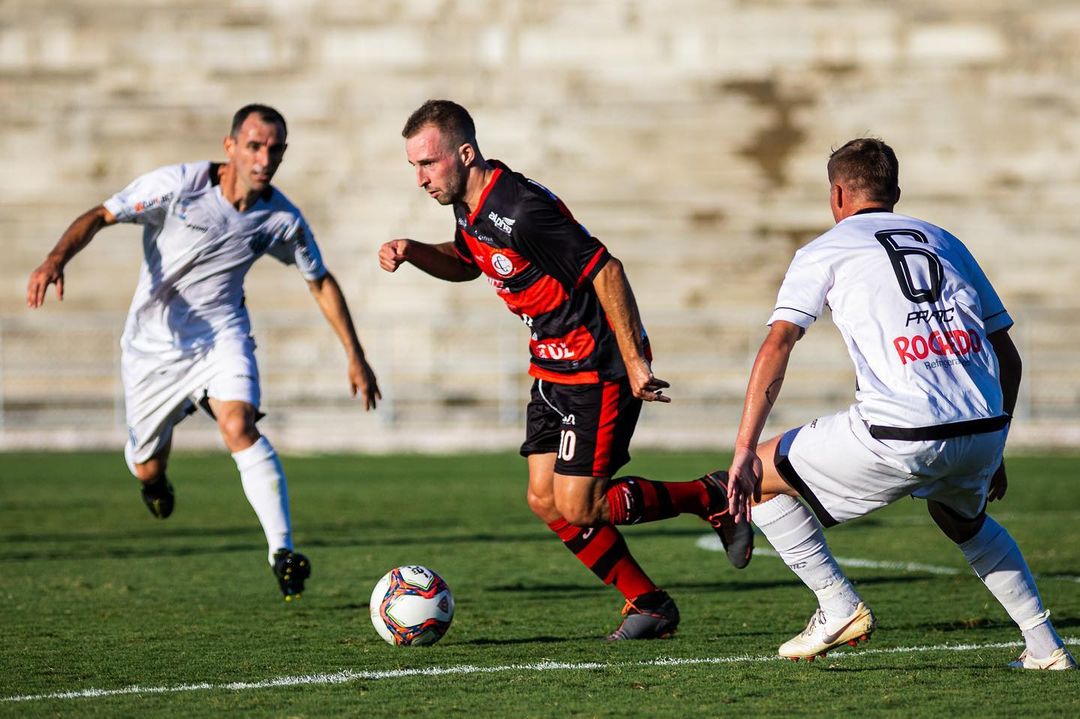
{"left": 959, "top": 515, "right": 1063, "bottom": 659}
{"left": 753, "top": 494, "right": 862, "bottom": 619}
{"left": 233, "top": 436, "right": 292, "bottom": 565}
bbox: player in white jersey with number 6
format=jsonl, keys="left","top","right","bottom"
{"left": 26, "top": 104, "right": 381, "bottom": 600}
{"left": 725, "top": 138, "right": 1074, "bottom": 669}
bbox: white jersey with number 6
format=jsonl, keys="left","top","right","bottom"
{"left": 104, "top": 161, "right": 327, "bottom": 360}
{"left": 768, "top": 211, "right": 1012, "bottom": 429}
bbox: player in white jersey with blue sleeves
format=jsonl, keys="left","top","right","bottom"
{"left": 725, "top": 138, "right": 1073, "bottom": 669}
{"left": 27, "top": 104, "right": 381, "bottom": 600}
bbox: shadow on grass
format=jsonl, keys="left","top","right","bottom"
{"left": 490, "top": 574, "right": 941, "bottom": 596}
{"left": 891, "top": 614, "right": 1080, "bottom": 633}
{"left": 5, "top": 524, "right": 727, "bottom": 563}
{"left": 462, "top": 635, "right": 580, "bottom": 646}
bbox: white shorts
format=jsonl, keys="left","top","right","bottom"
{"left": 121, "top": 337, "right": 261, "bottom": 471}
{"left": 776, "top": 405, "right": 1006, "bottom": 526}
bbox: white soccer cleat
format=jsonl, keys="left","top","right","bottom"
{"left": 779, "top": 603, "right": 875, "bottom": 662}
{"left": 1008, "top": 647, "right": 1077, "bottom": 670}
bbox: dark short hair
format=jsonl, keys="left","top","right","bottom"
{"left": 827, "top": 138, "right": 899, "bottom": 203}
{"left": 231, "top": 104, "right": 287, "bottom": 138}
{"left": 401, "top": 99, "right": 477, "bottom": 149}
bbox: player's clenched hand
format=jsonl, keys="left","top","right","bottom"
{"left": 626, "top": 357, "right": 671, "bottom": 403}
{"left": 378, "top": 239, "right": 411, "bottom": 273}
{"left": 26, "top": 258, "right": 65, "bottom": 308}
{"left": 987, "top": 460, "right": 1008, "bottom": 502}
{"left": 727, "top": 446, "right": 762, "bottom": 524}
{"left": 348, "top": 357, "right": 382, "bottom": 411}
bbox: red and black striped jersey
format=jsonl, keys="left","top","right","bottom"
{"left": 451, "top": 161, "right": 644, "bottom": 384}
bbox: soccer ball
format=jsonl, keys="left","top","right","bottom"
{"left": 369, "top": 565, "right": 455, "bottom": 646}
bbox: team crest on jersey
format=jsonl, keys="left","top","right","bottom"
{"left": 491, "top": 252, "right": 515, "bottom": 277}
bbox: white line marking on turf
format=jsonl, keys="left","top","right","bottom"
{"left": 696, "top": 534, "right": 961, "bottom": 574}
{"left": 696, "top": 534, "right": 1080, "bottom": 582}
{"left": 5, "top": 638, "right": 1078, "bottom": 704}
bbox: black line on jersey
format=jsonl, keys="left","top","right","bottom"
{"left": 774, "top": 449, "right": 838, "bottom": 528}
{"left": 774, "top": 306, "right": 817, "bottom": 319}
{"left": 983, "top": 309, "right": 1008, "bottom": 322}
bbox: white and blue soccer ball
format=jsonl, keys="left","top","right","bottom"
{"left": 369, "top": 565, "right": 455, "bottom": 646}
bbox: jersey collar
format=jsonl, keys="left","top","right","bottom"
{"left": 466, "top": 161, "right": 506, "bottom": 225}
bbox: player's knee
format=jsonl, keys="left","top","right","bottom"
{"left": 218, "top": 411, "right": 257, "bottom": 447}
{"left": 526, "top": 488, "right": 559, "bottom": 523}
{"left": 556, "top": 497, "right": 606, "bottom": 527}
{"left": 133, "top": 458, "right": 165, "bottom": 483}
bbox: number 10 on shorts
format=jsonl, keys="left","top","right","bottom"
{"left": 559, "top": 429, "right": 576, "bottom": 461}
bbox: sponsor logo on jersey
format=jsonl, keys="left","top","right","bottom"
{"left": 533, "top": 339, "right": 577, "bottom": 360}
{"left": 892, "top": 328, "right": 982, "bottom": 365}
{"left": 484, "top": 274, "right": 505, "bottom": 290}
{"left": 134, "top": 192, "right": 174, "bottom": 214}
{"left": 185, "top": 222, "right": 210, "bottom": 233}
{"left": 905, "top": 307, "right": 955, "bottom": 326}
{"left": 491, "top": 252, "right": 515, "bottom": 276}
{"left": 488, "top": 211, "right": 516, "bottom": 235}
{"left": 561, "top": 414, "right": 576, "bottom": 426}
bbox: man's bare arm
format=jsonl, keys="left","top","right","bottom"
{"left": 378, "top": 239, "right": 481, "bottom": 282}
{"left": 591, "top": 257, "right": 669, "bottom": 402}
{"left": 307, "top": 272, "right": 381, "bottom": 410}
{"left": 27, "top": 205, "right": 117, "bottom": 307}
{"left": 727, "top": 320, "right": 803, "bottom": 521}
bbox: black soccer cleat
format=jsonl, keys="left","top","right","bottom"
{"left": 701, "top": 470, "right": 753, "bottom": 569}
{"left": 606, "top": 590, "right": 680, "bottom": 641}
{"left": 140, "top": 476, "right": 175, "bottom": 519}
{"left": 273, "top": 549, "right": 311, "bottom": 601}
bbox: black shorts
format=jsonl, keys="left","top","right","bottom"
{"left": 520, "top": 377, "right": 642, "bottom": 478}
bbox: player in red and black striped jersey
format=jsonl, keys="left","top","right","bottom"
{"left": 379, "top": 100, "right": 752, "bottom": 640}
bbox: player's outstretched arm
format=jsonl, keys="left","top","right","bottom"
{"left": 591, "top": 257, "right": 670, "bottom": 403}
{"left": 307, "top": 272, "right": 381, "bottom": 410}
{"left": 26, "top": 205, "right": 116, "bottom": 308}
{"left": 727, "top": 320, "right": 803, "bottom": 522}
{"left": 378, "top": 239, "right": 480, "bottom": 282}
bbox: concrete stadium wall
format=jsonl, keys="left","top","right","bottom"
{"left": 2, "top": 0, "right": 1079, "bottom": 452}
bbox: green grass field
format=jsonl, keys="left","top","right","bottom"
{"left": 1, "top": 450, "right": 1078, "bottom": 717}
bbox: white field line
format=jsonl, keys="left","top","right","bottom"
{"left": 5, "top": 538, "right": 1076, "bottom": 705}
{"left": 6, "top": 637, "right": 1080, "bottom": 704}
{"left": 696, "top": 534, "right": 1080, "bottom": 583}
